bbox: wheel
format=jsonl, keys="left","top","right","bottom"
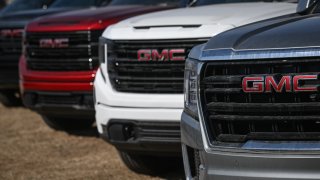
{"left": 118, "top": 150, "right": 183, "bottom": 176}
{"left": 41, "top": 115, "right": 94, "bottom": 131}
{"left": 0, "top": 91, "right": 21, "bottom": 107}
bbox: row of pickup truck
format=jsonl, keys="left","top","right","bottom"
{"left": 1, "top": 0, "right": 319, "bottom": 179}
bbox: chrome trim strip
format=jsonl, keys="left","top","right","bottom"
{"left": 181, "top": 144, "right": 193, "bottom": 180}
{"left": 196, "top": 61, "right": 212, "bottom": 152}
{"left": 200, "top": 47, "right": 320, "bottom": 61}
{"left": 243, "top": 141, "right": 320, "bottom": 151}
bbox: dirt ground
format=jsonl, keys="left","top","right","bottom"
{"left": 0, "top": 104, "right": 183, "bottom": 180}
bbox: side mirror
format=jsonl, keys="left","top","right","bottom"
{"left": 42, "top": 0, "right": 54, "bottom": 9}
{"left": 182, "top": 0, "right": 197, "bottom": 7}
{"left": 297, "top": 0, "right": 317, "bottom": 13}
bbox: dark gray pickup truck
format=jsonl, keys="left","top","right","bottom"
{"left": 181, "top": 0, "right": 320, "bottom": 179}
{"left": 0, "top": 0, "right": 110, "bottom": 106}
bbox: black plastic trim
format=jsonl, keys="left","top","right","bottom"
{"left": 101, "top": 119, "right": 181, "bottom": 154}
{"left": 23, "top": 91, "right": 94, "bottom": 118}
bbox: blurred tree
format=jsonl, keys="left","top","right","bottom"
{"left": 0, "top": 0, "right": 6, "bottom": 9}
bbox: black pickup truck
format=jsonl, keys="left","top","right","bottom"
{"left": 0, "top": 0, "right": 111, "bottom": 106}
{"left": 181, "top": 0, "right": 320, "bottom": 179}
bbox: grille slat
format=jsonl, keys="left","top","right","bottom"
{"left": 26, "top": 31, "right": 102, "bottom": 71}
{"left": 108, "top": 39, "right": 207, "bottom": 93}
{"left": 37, "top": 94, "right": 81, "bottom": 105}
{"left": 207, "top": 102, "right": 320, "bottom": 113}
{"left": 204, "top": 76, "right": 242, "bottom": 85}
{"left": 205, "top": 88, "right": 242, "bottom": 93}
{"left": 217, "top": 133, "right": 320, "bottom": 142}
{"left": 109, "top": 66, "right": 185, "bottom": 73}
{"left": 112, "top": 75, "right": 184, "bottom": 81}
{"left": 135, "top": 122, "right": 180, "bottom": 140}
{"left": 115, "top": 88, "right": 182, "bottom": 93}
{"left": 114, "top": 61, "right": 186, "bottom": 67}
{"left": 202, "top": 59, "right": 320, "bottom": 144}
{"left": 204, "top": 73, "right": 320, "bottom": 84}
{"left": 210, "top": 115, "right": 320, "bottom": 121}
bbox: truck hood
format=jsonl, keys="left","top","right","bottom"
{"left": 26, "top": 5, "right": 173, "bottom": 32}
{"left": 197, "top": 14, "right": 320, "bottom": 61}
{"left": 104, "top": 2, "right": 296, "bottom": 40}
{"left": 0, "top": 7, "right": 76, "bottom": 29}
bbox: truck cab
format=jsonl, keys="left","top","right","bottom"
{"left": 181, "top": 0, "right": 320, "bottom": 179}
{"left": 0, "top": 0, "right": 54, "bottom": 16}
{"left": 95, "top": 0, "right": 296, "bottom": 176}
{"left": 0, "top": 0, "right": 111, "bottom": 106}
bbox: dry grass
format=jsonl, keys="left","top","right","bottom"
{"left": 0, "top": 104, "right": 174, "bottom": 180}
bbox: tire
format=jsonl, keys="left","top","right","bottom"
{"left": 0, "top": 91, "right": 21, "bottom": 107}
{"left": 41, "top": 115, "right": 94, "bottom": 131}
{"left": 118, "top": 150, "right": 182, "bottom": 176}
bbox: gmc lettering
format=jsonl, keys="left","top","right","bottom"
{"left": 242, "top": 75, "right": 318, "bottom": 93}
{"left": 137, "top": 49, "right": 185, "bottom": 61}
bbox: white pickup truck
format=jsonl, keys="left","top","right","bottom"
{"left": 95, "top": 0, "right": 296, "bottom": 175}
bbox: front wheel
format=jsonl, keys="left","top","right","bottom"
{"left": 41, "top": 115, "right": 94, "bottom": 131}
{"left": 118, "top": 150, "right": 183, "bottom": 176}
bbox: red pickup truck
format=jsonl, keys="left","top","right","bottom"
{"left": 20, "top": 0, "right": 179, "bottom": 130}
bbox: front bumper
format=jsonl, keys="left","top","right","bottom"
{"left": 96, "top": 103, "right": 182, "bottom": 154}
{"left": 19, "top": 56, "right": 96, "bottom": 92}
{"left": 181, "top": 112, "right": 320, "bottom": 180}
{"left": 19, "top": 55, "right": 95, "bottom": 118}
{"left": 0, "top": 54, "right": 20, "bottom": 90}
{"left": 95, "top": 68, "right": 183, "bottom": 154}
{"left": 23, "top": 91, "right": 94, "bottom": 118}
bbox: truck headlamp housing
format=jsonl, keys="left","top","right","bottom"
{"left": 99, "top": 37, "right": 114, "bottom": 64}
{"left": 99, "top": 37, "right": 114, "bottom": 82}
{"left": 22, "top": 29, "right": 27, "bottom": 55}
{"left": 99, "top": 37, "right": 107, "bottom": 64}
{"left": 184, "top": 58, "right": 200, "bottom": 120}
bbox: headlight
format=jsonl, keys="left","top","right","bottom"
{"left": 184, "top": 58, "right": 200, "bottom": 120}
{"left": 99, "top": 37, "right": 114, "bottom": 83}
{"left": 22, "top": 29, "right": 27, "bottom": 55}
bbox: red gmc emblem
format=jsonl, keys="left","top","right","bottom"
{"left": 137, "top": 49, "right": 185, "bottom": 61}
{"left": 242, "top": 75, "right": 318, "bottom": 93}
{"left": 39, "top": 38, "right": 69, "bottom": 48}
{"left": 0, "top": 29, "right": 23, "bottom": 38}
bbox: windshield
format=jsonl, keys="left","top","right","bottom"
{"left": 50, "top": 0, "right": 110, "bottom": 8}
{"left": 109, "top": 0, "right": 180, "bottom": 6}
{"left": 193, "top": 0, "right": 296, "bottom": 6}
{"left": 0, "top": 0, "right": 53, "bottom": 15}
